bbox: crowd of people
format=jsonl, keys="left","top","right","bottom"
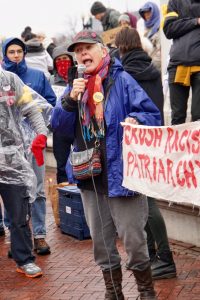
{"left": 0, "top": 0, "right": 199, "bottom": 299}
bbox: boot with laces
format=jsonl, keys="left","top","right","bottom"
{"left": 34, "top": 238, "right": 51, "bottom": 255}
{"left": 16, "top": 262, "right": 43, "bottom": 278}
{"left": 102, "top": 267, "right": 125, "bottom": 300}
{"left": 133, "top": 264, "right": 157, "bottom": 300}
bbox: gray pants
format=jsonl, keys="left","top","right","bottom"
{"left": 80, "top": 190, "right": 149, "bottom": 271}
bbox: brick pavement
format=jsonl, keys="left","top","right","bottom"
{"left": 0, "top": 167, "right": 200, "bottom": 299}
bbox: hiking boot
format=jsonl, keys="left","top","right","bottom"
{"left": 133, "top": 264, "right": 157, "bottom": 300}
{"left": 34, "top": 238, "right": 51, "bottom": 255}
{"left": 16, "top": 263, "right": 43, "bottom": 278}
{"left": 0, "top": 227, "right": 5, "bottom": 236}
{"left": 102, "top": 267, "right": 125, "bottom": 300}
{"left": 151, "top": 251, "right": 176, "bottom": 280}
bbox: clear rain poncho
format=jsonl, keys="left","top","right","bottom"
{"left": 0, "top": 67, "right": 52, "bottom": 202}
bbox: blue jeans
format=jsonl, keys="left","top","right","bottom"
{"left": 0, "top": 202, "right": 10, "bottom": 228}
{"left": 1, "top": 183, "right": 35, "bottom": 266}
{"left": 31, "top": 156, "right": 46, "bottom": 239}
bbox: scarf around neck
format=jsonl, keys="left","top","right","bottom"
{"left": 80, "top": 54, "right": 110, "bottom": 141}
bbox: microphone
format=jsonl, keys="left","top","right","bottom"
{"left": 77, "top": 64, "right": 86, "bottom": 78}
{"left": 77, "top": 64, "right": 86, "bottom": 101}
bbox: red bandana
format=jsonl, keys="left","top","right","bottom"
{"left": 55, "top": 60, "right": 72, "bottom": 81}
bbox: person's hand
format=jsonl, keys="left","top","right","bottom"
{"left": 197, "top": 18, "right": 200, "bottom": 25}
{"left": 124, "top": 117, "right": 139, "bottom": 125}
{"left": 31, "top": 134, "right": 47, "bottom": 166}
{"left": 70, "top": 78, "right": 88, "bottom": 100}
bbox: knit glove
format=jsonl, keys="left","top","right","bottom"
{"left": 31, "top": 134, "right": 47, "bottom": 166}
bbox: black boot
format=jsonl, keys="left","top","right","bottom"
{"left": 133, "top": 264, "right": 157, "bottom": 300}
{"left": 151, "top": 251, "right": 176, "bottom": 280}
{"left": 148, "top": 248, "right": 156, "bottom": 262}
{"left": 102, "top": 267, "right": 125, "bottom": 300}
{"left": 0, "top": 227, "right": 5, "bottom": 236}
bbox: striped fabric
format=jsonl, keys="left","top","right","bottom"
{"left": 72, "top": 149, "right": 102, "bottom": 180}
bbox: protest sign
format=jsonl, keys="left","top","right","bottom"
{"left": 101, "top": 27, "right": 121, "bottom": 45}
{"left": 122, "top": 121, "right": 200, "bottom": 205}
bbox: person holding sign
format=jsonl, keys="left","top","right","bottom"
{"left": 115, "top": 27, "right": 176, "bottom": 280}
{"left": 51, "top": 30, "right": 161, "bottom": 300}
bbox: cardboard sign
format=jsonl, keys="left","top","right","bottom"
{"left": 122, "top": 121, "right": 200, "bottom": 205}
{"left": 101, "top": 27, "right": 121, "bottom": 45}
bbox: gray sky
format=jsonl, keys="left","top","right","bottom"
{"left": 0, "top": 0, "right": 160, "bottom": 39}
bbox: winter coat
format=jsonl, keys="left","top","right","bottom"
{"left": 25, "top": 38, "right": 53, "bottom": 80}
{"left": 163, "top": 0, "right": 200, "bottom": 66}
{"left": 50, "top": 58, "right": 161, "bottom": 197}
{"left": 121, "top": 48, "right": 164, "bottom": 124}
{"left": 101, "top": 8, "right": 120, "bottom": 31}
{"left": 2, "top": 38, "right": 56, "bottom": 107}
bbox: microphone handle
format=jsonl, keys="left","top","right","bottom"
{"left": 77, "top": 93, "right": 82, "bottom": 101}
{"left": 78, "top": 72, "right": 84, "bottom": 79}
{"left": 77, "top": 71, "right": 84, "bottom": 101}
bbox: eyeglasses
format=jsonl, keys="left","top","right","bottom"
{"left": 7, "top": 49, "right": 24, "bottom": 55}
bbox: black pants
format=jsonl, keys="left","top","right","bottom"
{"left": 145, "top": 197, "right": 170, "bottom": 257}
{"left": 169, "top": 71, "right": 200, "bottom": 124}
{"left": 53, "top": 132, "right": 72, "bottom": 184}
{"left": 1, "top": 183, "right": 35, "bottom": 266}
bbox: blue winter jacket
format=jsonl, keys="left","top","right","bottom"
{"left": 51, "top": 59, "right": 161, "bottom": 197}
{"left": 2, "top": 37, "right": 56, "bottom": 107}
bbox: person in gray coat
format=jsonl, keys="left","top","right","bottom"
{"left": 90, "top": 1, "right": 120, "bottom": 31}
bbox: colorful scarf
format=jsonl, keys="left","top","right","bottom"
{"left": 55, "top": 60, "right": 72, "bottom": 82}
{"left": 81, "top": 54, "right": 110, "bottom": 141}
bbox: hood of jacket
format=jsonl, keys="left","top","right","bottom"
{"left": 25, "top": 38, "right": 44, "bottom": 53}
{"left": 121, "top": 48, "right": 160, "bottom": 81}
{"left": 2, "top": 37, "right": 27, "bottom": 76}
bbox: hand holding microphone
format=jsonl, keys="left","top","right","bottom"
{"left": 70, "top": 64, "right": 87, "bottom": 101}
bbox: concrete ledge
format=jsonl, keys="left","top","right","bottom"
{"left": 157, "top": 199, "right": 200, "bottom": 247}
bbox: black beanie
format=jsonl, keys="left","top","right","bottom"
{"left": 5, "top": 38, "right": 27, "bottom": 55}
{"left": 91, "top": 1, "right": 106, "bottom": 15}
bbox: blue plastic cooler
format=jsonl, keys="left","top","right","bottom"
{"left": 58, "top": 185, "right": 90, "bottom": 240}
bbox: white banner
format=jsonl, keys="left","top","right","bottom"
{"left": 122, "top": 121, "right": 200, "bottom": 206}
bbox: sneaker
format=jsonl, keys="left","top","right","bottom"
{"left": 0, "top": 227, "right": 5, "bottom": 236}
{"left": 16, "top": 263, "right": 43, "bottom": 278}
{"left": 151, "top": 254, "right": 177, "bottom": 280}
{"left": 34, "top": 238, "right": 51, "bottom": 255}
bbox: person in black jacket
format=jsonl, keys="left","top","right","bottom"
{"left": 163, "top": 0, "right": 200, "bottom": 125}
{"left": 115, "top": 27, "right": 176, "bottom": 280}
